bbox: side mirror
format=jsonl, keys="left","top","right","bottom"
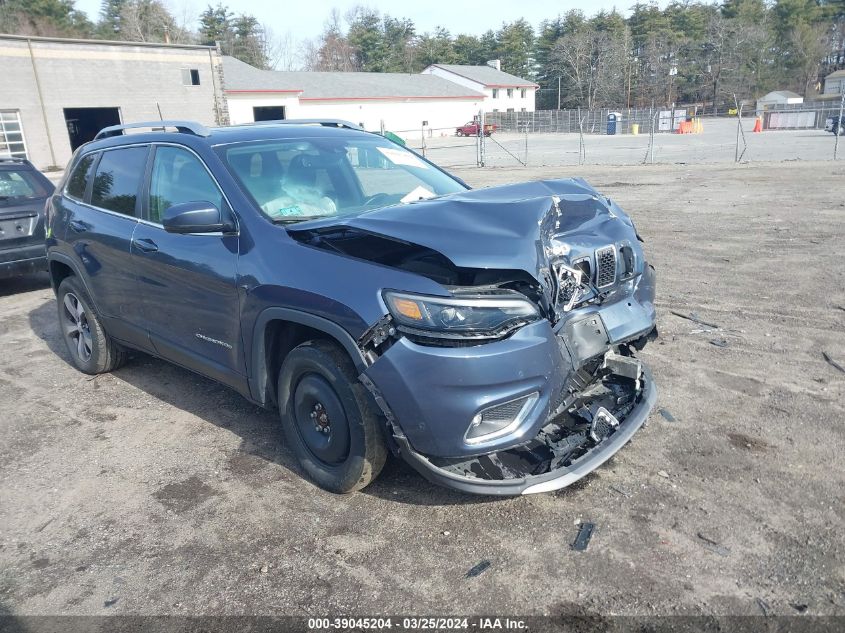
{"left": 162, "top": 201, "right": 232, "bottom": 234}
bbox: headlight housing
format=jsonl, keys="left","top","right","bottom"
{"left": 383, "top": 290, "right": 540, "bottom": 340}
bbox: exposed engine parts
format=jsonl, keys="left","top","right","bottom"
{"left": 426, "top": 348, "right": 645, "bottom": 481}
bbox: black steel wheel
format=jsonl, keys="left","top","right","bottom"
{"left": 277, "top": 340, "right": 386, "bottom": 493}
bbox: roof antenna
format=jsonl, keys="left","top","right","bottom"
{"left": 154, "top": 102, "right": 165, "bottom": 132}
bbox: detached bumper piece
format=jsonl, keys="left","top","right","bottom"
{"left": 394, "top": 351, "right": 656, "bottom": 495}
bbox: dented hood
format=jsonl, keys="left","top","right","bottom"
{"left": 297, "top": 179, "right": 637, "bottom": 281}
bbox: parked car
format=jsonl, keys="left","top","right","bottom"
{"left": 456, "top": 121, "right": 496, "bottom": 136}
{"left": 46, "top": 119, "right": 657, "bottom": 496}
{"left": 825, "top": 116, "right": 843, "bottom": 135}
{"left": 0, "top": 158, "right": 55, "bottom": 278}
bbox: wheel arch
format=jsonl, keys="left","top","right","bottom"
{"left": 47, "top": 253, "right": 97, "bottom": 310}
{"left": 250, "top": 307, "right": 368, "bottom": 408}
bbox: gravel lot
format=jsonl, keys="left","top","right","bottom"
{"left": 1, "top": 159, "right": 844, "bottom": 618}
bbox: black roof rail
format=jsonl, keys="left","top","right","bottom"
{"left": 94, "top": 120, "right": 210, "bottom": 140}
{"left": 230, "top": 119, "right": 363, "bottom": 131}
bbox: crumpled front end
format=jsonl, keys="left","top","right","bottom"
{"left": 361, "top": 266, "right": 657, "bottom": 495}
{"left": 289, "top": 179, "right": 658, "bottom": 495}
{"left": 391, "top": 354, "right": 656, "bottom": 496}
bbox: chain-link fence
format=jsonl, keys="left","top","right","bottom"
{"left": 393, "top": 99, "right": 845, "bottom": 169}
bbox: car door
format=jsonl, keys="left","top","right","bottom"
{"left": 131, "top": 144, "right": 244, "bottom": 390}
{"left": 62, "top": 145, "right": 153, "bottom": 349}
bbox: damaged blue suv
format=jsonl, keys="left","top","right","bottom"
{"left": 46, "top": 120, "right": 657, "bottom": 495}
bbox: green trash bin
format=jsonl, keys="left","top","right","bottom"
{"left": 383, "top": 131, "right": 405, "bottom": 146}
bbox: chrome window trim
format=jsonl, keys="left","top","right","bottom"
{"left": 63, "top": 142, "right": 239, "bottom": 235}
{"left": 62, "top": 142, "right": 150, "bottom": 209}
{"left": 143, "top": 142, "right": 239, "bottom": 234}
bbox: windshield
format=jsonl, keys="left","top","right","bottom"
{"left": 0, "top": 168, "right": 48, "bottom": 206}
{"left": 218, "top": 136, "right": 467, "bottom": 224}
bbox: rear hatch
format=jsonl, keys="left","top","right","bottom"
{"left": 0, "top": 167, "right": 51, "bottom": 252}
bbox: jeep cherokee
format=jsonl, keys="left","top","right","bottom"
{"left": 46, "top": 120, "right": 657, "bottom": 495}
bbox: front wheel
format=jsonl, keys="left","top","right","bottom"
{"left": 277, "top": 340, "right": 386, "bottom": 493}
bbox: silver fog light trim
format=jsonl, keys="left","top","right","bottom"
{"left": 465, "top": 392, "right": 540, "bottom": 444}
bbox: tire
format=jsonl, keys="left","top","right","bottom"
{"left": 56, "top": 276, "right": 127, "bottom": 374}
{"left": 277, "top": 340, "right": 386, "bottom": 493}
{"left": 456, "top": 130, "right": 463, "bottom": 137}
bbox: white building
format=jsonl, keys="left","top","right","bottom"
{"left": 422, "top": 62, "right": 537, "bottom": 113}
{"left": 223, "top": 57, "right": 486, "bottom": 140}
{"left": 823, "top": 69, "right": 845, "bottom": 96}
{"left": 755, "top": 90, "right": 804, "bottom": 112}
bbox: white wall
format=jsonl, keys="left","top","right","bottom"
{"left": 226, "top": 93, "right": 485, "bottom": 140}
{"left": 226, "top": 94, "right": 300, "bottom": 125}
{"left": 484, "top": 87, "right": 536, "bottom": 113}
{"left": 824, "top": 76, "right": 845, "bottom": 95}
{"left": 422, "top": 66, "right": 535, "bottom": 113}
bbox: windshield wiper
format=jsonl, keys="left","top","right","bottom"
{"left": 271, "top": 215, "right": 328, "bottom": 225}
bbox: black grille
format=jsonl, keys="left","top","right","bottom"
{"left": 480, "top": 397, "right": 528, "bottom": 422}
{"left": 595, "top": 246, "right": 617, "bottom": 288}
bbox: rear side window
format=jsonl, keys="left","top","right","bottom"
{"left": 91, "top": 147, "right": 148, "bottom": 216}
{"left": 65, "top": 153, "right": 96, "bottom": 201}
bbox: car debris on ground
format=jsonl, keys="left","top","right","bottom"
{"left": 466, "top": 560, "right": 491, "bottom": 578}
{"left": 571, "top": 522, "right": 595, "bottom": 551}
{"left": 822, "top": 351, "right": 845, "bottom": 374}
{"left": 669, "top": 310, "right": 720, "bottom": 329}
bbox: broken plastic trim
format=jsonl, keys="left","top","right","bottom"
{"left": 391, "top": 352, "right": 656, "bottom": 495}
{"left": 358, "top": 314, "right": 396, "bottom": 365}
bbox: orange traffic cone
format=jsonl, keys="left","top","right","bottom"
{"left": 753, "top": 116, "right": 762, "bottom": 133}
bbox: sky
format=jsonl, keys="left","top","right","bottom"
{"left": 73, "top": 0, "right": 649, "bottom": 40}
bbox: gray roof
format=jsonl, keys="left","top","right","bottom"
{"left": 427, "top": 64, "right": 537, "bottom": 88}
{"left": 0, "top": 33, "right": 212, "bottom": 51}
{"left": 826, "top": 69, "right": 845, "bottom": 79}
{"left": 222, "top": 56, "right": 485, "bottom": 100}
{"left": 760, "top": 90, "right": 803, "bottom": 100}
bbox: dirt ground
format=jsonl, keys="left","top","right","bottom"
{"left": 1, "top": 160, "right": 843, "bottom": 618}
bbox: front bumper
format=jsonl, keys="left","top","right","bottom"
{"left": 392, "top": 365, "right": 656, "bottom": 495}
{"left": 363, "top": 266, "right": 656, "bottom": 459}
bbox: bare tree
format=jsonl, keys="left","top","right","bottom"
{"left": 119, "top": 0, "right": 190, "bottom": 43}
{"left": 550, "top": 25, "right": 627, "bottom": 109}
{"left": 263, "top": 25, "right": 299, "bottom": 71}
{"left": 310, "top": 8, "right": 358, "bottom": 71}
{"left": 789, "top": 22, "right": 834, "bottom": 97}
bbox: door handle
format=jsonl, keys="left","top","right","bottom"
{"left": 69, "top": 220, "right": 88, "bottom": 233}
{"left": 132, "top": 237, "right": 159, "bottom": 253}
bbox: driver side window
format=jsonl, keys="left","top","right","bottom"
{"left": 148, "top": 146, "right": 223, "bottom": 224}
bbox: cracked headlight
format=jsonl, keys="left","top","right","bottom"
{"left": 384, "top": 291, "right": 540, "bottom": 340}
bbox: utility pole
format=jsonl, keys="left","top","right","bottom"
{"left": 557, "top": 76, "right": 562, "bottom": 110}
{"left": 835, "top": 91, "right": 845, "bottom": 160}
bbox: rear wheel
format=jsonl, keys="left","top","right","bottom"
{"left": 278, "top": 340, "right": 386, "bottom": 493}
{"left": 56, "top": 276, "right": 127, "bottom": 374}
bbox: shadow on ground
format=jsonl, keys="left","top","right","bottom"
{"left": 27, "top": 297, "right": 501, "bottom": 507}
{"left": 0, "top": 271, "right": 51, "bottom": 298}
